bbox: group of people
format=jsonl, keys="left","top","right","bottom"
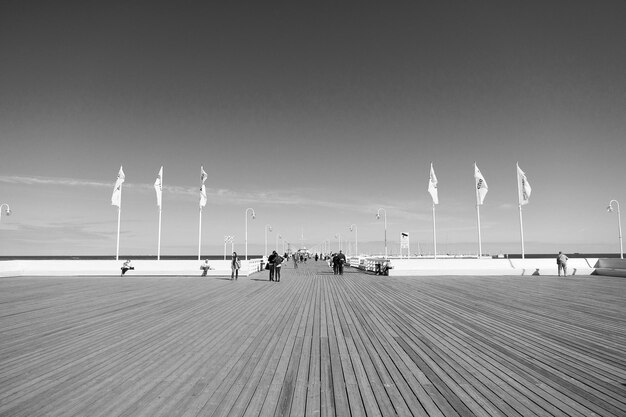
{"left": 120, "top": 251, "right": 572, "bottom": 278}
{"left": 330, "top": 250, "right": 347, "bottom": 275}
{"left": 266, "top": 251, "right": 285, "bottom": 281}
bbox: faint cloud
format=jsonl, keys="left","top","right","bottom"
{"left": 0, "top": 175, "right": 111, "bottom": 188}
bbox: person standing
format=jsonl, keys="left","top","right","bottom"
{"left": 556, "top": 251, "right": 569, "bottom": 277}
{"left": 268, "top": 251, "right": 277, "bottom": 281}
{"left": 231, "top": 252, "right": 241, "bottom": 280}
{"left": 274, "top": 253, "right": 284, "bottom": 282}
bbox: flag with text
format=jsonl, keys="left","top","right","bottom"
{"left": 474, "top": 163, "right": 488, "bottom": 205}
{"left": 111, "top": 166, "right": 125, "bottom": 207}
{"left": 428, "top": 162, "right": 439, "bottom": 205}
{"left": 517, "top": 164, "right": 532, "bottom": 205}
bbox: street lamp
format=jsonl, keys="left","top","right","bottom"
{"left": 349, "top": 224, "right": 358, "bottom": 256}
{"left": 276, "top": 234, "right": 282, "bottom": 253}
{"left": 335, "top": 233, "right": 342, "bottom": 252}
{"left": 607, "top": 200, "right": 623, "bottom": 259}
{"left": 0, "top": 204, "right": 11, "bottom": 224}
{"left": 264, "top": 224, "right": 272, "bottom": 256}
{"left": 245, "top": 208, "right": 256, "bottom": 260}
{"left": 377, "top": 208, "right": 387, "bottom": 258}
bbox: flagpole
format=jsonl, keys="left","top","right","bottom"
{"left": 198, "top": 207, "right": 203, "bottom": 261}
{"left": 476, "top": 189, "right": 482, "bottom": 259}
{"left": 116, "top": 184, "right": 122, "bottom": 261}
{"left": 432, "top": 203, "right": 437, "bottom": 259}
{"left": 157, "top": 168, "right": 162, "bottom": 261}
{"left": 517, "top": 163, "right": 525, "bottom": 259}
{"left": 157, "top": 205, "right": 162, "bottom": 260}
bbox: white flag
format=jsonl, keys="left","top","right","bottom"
{"left": 200, "top": 166, "right": 207, "bottom": 208}
{"left": 200, "top": 185, "right": 207, "bottom": 208}
{"left": 517, "top": 163, "right": 532, "bottom": 205}
{"left": 154, "top": 166, "right": 163, "bottom": 207}
{"left": 474, "top": 163, "right": 488, "bottom": 205}
{"left": 428, "top": 162, "right": 439, "bottom": 205}
{"left": 111, "top": 166, "right": 125, "bottom": 207}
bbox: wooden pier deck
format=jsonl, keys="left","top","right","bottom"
{"left": 0, "top": 261, "right": 625, "bottom": 416}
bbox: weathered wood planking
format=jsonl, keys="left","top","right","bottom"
{"left": 0, "top": 263, "right": 625, "bottom": 416}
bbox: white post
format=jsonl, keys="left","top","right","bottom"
{"left": 156, "top": 168, "right": 163, "bottom": 261}
{"left": 518, "top": 204, "right": 525, "bottom": 259}
{"left": 245, "top": 208, "right": 255, "bottom": 260}
{"left": 377, "top": 208, "right": 387, "bottom": 258}
{"left": 198, "top": 208, "right": 203, "bottom": 261}
{"left": 157, "top": 207, "right": 162, "bottom": 260}
{"left": 432, "top": 203, "right": 437, "bottom": 259}
{"left": 116, "top": 188, "right": 122, "bottom": 261}
{"left": 224, "top": 239, "right": 226, "bottom": 260}
{"left": 476, "top": 201, "right": 482, "bottom": 258}
{"left": 619, "top": 204, "right": 624, "bottom": 259}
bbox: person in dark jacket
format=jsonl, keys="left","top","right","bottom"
{"left": 231, "top": 252, "right": 241, "bottom": 280}
{"left": 335, "top": 250, "right": 347, "bottom": 275}
{"left": 268, "top": 251, "right": 277, "bottom": 281}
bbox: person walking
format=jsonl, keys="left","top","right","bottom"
{"left": 231, "top": 252, "right": 241, "bottom": 280}
{"left": 336, "top": 250, "right": 347, "bottom": 275}
{"left": 268, "top": 251, "right": 277, "bottom": 281}
{"left": 331, "top": 253, "right": 338, "bottom": 275}
{"left": 556, "top": 251, "right": 569, "bottom": 277}
{"left": 292, "top": 253, "right": 298, "bottom": 269}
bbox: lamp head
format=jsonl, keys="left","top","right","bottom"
{"left": 607, "top": 205, "right": 614, "bottom": 213}
{"left": 252, "top": 213, "right": 256, "bottom": 219}
{"left": 376, "top": 214, "right": 380, "bottom": 220}
{"left": 5, "top": 208, "right": 11, "bottom": 216}
{"left": 268, "top": 225, "right": 272, "bottom": 231}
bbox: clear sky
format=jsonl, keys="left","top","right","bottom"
{"left": 1, "top": 1, "right": 625, "bottom": 257}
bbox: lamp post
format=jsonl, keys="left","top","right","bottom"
{"left": 0, "top": 204, "right": 11, "bottom": 224}
{"left": 377, "top": 208, "right": 387, "bottom": 258}
{"left": 276, "top": 234, "right": 282, "bottom": 253}
{"left": 607, "top": 200, "right": 623, "bottom": 259}
{"left": 245, "top": 208, "right": 256, "bottom": 260}
{"left": 335, "top": 233, "right": 342, "bottom": 252}
{"left": 264, "top": 224, "right": 272, "bottom": 256}
{"left": 349, "top": 224, "right": 358, "bottom": 256}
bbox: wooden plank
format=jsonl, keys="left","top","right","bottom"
{"left": 0, "top": 264, "right": 625, "bottom": 417}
